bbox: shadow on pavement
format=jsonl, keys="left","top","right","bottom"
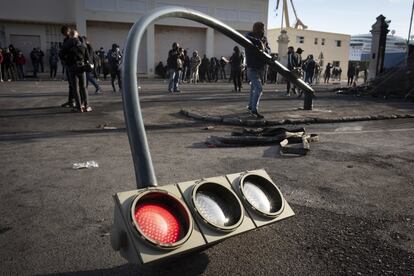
{"left": 39, "top": 252, "right": 210, "bottom": 276}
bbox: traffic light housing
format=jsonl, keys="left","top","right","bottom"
{"left": 111, "top": 169, "right": 294, "bottom": 265}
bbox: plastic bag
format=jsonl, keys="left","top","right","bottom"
{"left": 72, "top": 160, "right": 99, "bottom": 169}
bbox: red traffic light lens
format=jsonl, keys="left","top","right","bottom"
{"left": 134, "top": 203, "right": 181, "bottom": 244}
{"left": 131, "top": 190, "right": 193, "bottom": 249}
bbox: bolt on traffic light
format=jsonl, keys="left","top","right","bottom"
{"left": 111, "top": 169, "right": 294, "bottom": 265}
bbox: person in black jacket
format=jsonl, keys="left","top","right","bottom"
{"left": 286, "top": 46, "right": 302, "bottom": 96}
{"left": 230, "top": 46, "right": 243, "bottom": 92}
{"left": 66, "top": 30, "right": 92, "bottom": 112}
{"left": 167, "top": 42, "right": 183, "bottom": 92}
{"left": 59, "top": 25, "right": 76, "bottom": 108}
{"left": 107, "top": 43, "right": 122, "bottom": 93}
{"left": 82, "top": 36, "right": 101, "bottom": 94}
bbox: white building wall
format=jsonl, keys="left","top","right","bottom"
{"left": 0, "top": 0, "right": 269, "bottom": 76}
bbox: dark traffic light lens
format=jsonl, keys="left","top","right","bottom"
{"left": 131, "top": 190, "right": 193, "bottom": 249}
{"left": 192, "top": 182, "right": 244, "bottom": 232}
{"left": 239, "top": 174, "right": 285, "bottom": 217}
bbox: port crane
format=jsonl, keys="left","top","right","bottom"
{"left": 276, "top": 0, "right": 308, "bottom": 29}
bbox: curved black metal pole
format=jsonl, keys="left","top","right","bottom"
{"left": 122, "top": 6, "right": 315, "bottom": 189}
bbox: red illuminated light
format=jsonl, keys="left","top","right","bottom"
{"left": 134, "top": 203, "right": 181, "bottom": 244}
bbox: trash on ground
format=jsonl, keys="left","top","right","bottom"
{"left": 204, "top": 126, "right": 215, "bottom": 130}
{"left": 205, "top": 127, "right": 318, "bottom": 156}
{"left": 103, "top": 126, "right": 117, "bottom": 130}
{"left": 72, "top": 160, "right": 99, "bottom": 169}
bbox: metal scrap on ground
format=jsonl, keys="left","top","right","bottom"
{"left": 205, "top": 127, "right": 319, "bottom": 155}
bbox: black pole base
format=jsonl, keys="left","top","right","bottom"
{"left": 303, "top": 92, "right": 313, "bottom": 110}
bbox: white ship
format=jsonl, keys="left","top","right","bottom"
{"left": 349, "top": 34, "right": 408, "bottom": 68}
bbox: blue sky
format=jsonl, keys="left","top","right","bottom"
{"left": 267, "top": 0, "right": 413, "bottom": 38}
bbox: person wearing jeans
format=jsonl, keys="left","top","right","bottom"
{"left": 244, "top": 21, "right": 270, "bottom": 119}
{"left": 247, "top": 68, "right": 263, "bottom": 115}
{"left": 166, "top": 42, "right": 183, "bottom": 93}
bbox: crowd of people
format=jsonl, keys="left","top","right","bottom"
{"left": 0, "top": 38, "right": 123, "bottom": 92}
{"left": 0, "top": 45, "right": 31, "bottom": 82}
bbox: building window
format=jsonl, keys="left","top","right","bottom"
{"left": 296, "top": 36, "right": 304, "bottom": 44}
{"left": 335, "top": 40, "right": 342, "bottom": 47}
{"left": 314, "top": 38, "right": 318, "bottom": 45}
{"left": 321, "top": 38, "right": 326, "bottom": 46}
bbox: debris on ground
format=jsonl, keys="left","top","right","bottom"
{"left": 203, "top": 126, "right": 215, "bottom": 130}
{"left": 97, "top": 122, "right": 112, "bottom": 129}
{"left": 205, "top": 127, "right": 318, "bottom": 156}
{"left": 72, "top": 160, "right": 99, "bottom": 169}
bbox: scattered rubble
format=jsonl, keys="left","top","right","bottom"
{"left": 205, "top": 127, "right": 319, "bottom": 156}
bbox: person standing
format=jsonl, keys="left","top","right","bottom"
{"left": 304, "top": 54, "right": 316, "bottom": 84}
{"left": 107, "top": 43, "right": 122, "bottom": 93}
{"left": 30, "top": 48, "right": 40, "bottom": 79}
{"left": 286, "top": 46, "right": 302, "bottom": 96}
{"left": 210, "top": 57, "right": 219, "bottom": 82}
{"left": 3, "top": 48, "right": 15, "bottom": 81}
{"left": 15, "top": 51, "right": 26, "bottom": 79}
{"left": 347, "top": 63, "right": 355, "bottom": 86}
{"left": 219, "top": 57, "right": 227, "bottom": 80}
{"left": 38, "top": 48, "right": 45, "bottom": 73}
{"left": 82, "top": 36, "right": 102, "bottom": 94}
{"left": 59, "top": 25, "right": 76, "bottom": 108}
{"left": 181, "top": 49, "right": 190, "bottom": 83}
{"left": 0, "top": 48, "right": 3, "bottom": 82}
{"left": 229, "top": 46, "right": 243, "bottom": 92}
{"left": 324, "top": 63, "right": 333, "bottom": 83}
{"left": 97, "top": 47, "right": 106, "bottom": 78}
{"left": 166, "top": 42, "right": 182, "bottom": 93}
{"left": 67, "top": 30, "right": 92, "bottom": 112}
{"left": 189, "top": 50, "right": 201, "bottom": 84}
{"left": 245, "top": 21, "right": 270, "bottom": 119}
{"left": 49, "top": 46, "right": 59, "bottom": 80}
{"left": 199, "top": 55, "right": 208, "bottom": 82}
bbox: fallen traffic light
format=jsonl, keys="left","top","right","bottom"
{"left": 111, "top": 169, "right": 294, "bottom": 265}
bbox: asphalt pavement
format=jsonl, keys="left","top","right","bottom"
{"left": 0, "top": 79, "right": 413, "bottom": 275}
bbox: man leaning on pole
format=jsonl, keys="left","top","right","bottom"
{"left": 245, "top": 21, "right": 271, "bottom": 119}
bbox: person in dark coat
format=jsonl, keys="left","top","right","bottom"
{"left": 82, "top": 36, "right": 101, "bottom": 94}
{"left": 304, "top": 54, "right": 316, "bottom": 84}
{"left": 49, "top": 46, "right": 59, "bottom": 79}
{"left": 66, "top": 30, "right": 92, "bottom": 112}
{"left": 0, "top": 48, "right": 3, "bottom": 82}
{"left": 181, "top": 49, "right": 190, "bottom": 83}
{"left": 286, "top": 46, "right": 302, "bottom": 95}
{"left": 15, "top": 51, "right": 26, "bottom": 79}
{"left": 30, "top": 48, "right": 40, "bottom": 78}
{"left": 229, "top": 46, "right": 243, "bottom": 92}
{"left": 324, "top": 63, "right": 333, "bottom": 83}
{"left": 199, "top": 55, "right": 210, "bottom": 82}
{"left": 107, "top": 43, "right": 122, "bottom": 93}
{"left": 166, "top": 42, "right": 183, "bottom": 92}
{"left": 347, "top": 63, "right": 356, "bottom": 86}
{"left": 59, "top": 25, "right": 76, "bottom": 107}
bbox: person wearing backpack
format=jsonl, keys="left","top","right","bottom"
{"left": 107, "top": 43, "right": 122, "bottom": 93}
{"left": 66, "top": 30, "right": 92, "bottom": 112}
{"left": 82, "top": 36, "right": 102, "bottom": 94}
